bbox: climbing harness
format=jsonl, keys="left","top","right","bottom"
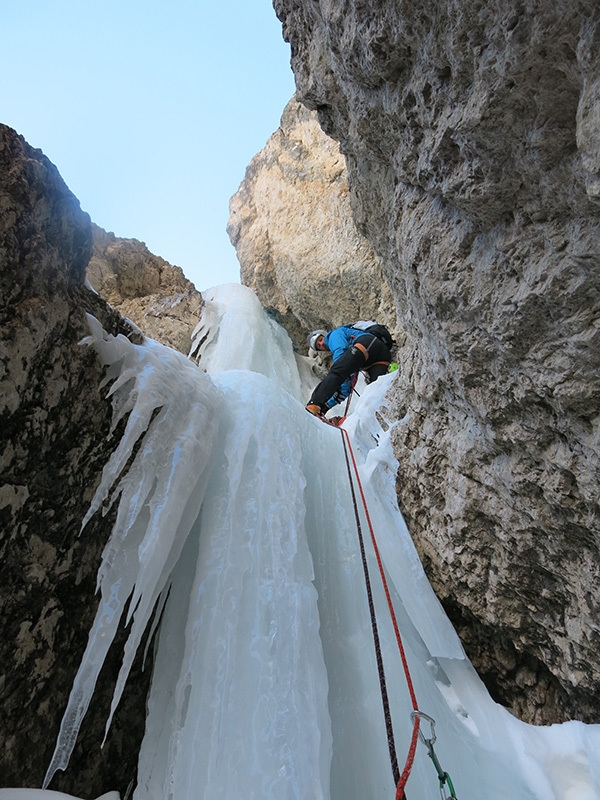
{"left": 321, "top": 415, "right": 459, "bottom": 799}
{"left": 411, "top": 712, "right": 459, "bottom": 799}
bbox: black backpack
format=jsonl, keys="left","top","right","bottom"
{"left": 351, "top": 320, "right": 395, "bottom": 350}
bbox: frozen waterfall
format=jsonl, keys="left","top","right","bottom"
{"left": 19, "top": 284, "right": 600, "bottom": 800}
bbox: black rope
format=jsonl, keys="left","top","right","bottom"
{"left": 340, "top": 430, "right": 401, "bottom": 788}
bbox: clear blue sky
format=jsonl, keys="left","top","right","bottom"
{"left": 1, "top": 0, "right": 296, "bottom": 290}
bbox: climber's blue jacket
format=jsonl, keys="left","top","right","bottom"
{"left": 324, "top": 326, "right": 364, "bottom": 361}
{"left": 323, "top": 326, "right": 366, "bottom": 406}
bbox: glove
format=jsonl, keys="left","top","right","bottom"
{"left": 305, "top": 403, "right": 324, "bottom": 417}
{"left": 328, "top": 416, "right": 345, "bottom": 427}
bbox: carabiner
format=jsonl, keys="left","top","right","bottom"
{"left": 410, "top": 710, "right": 437, "bottom": 747}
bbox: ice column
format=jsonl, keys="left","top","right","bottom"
{"left": 134, "top": 369, "right": 332, "bottom": 800}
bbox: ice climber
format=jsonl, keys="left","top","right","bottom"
{"left": 305, "top": 322, "right": 393, "bottom": 418}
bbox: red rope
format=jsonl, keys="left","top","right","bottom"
{"left": 340, "top": 432, "right": 401, "bottom": 785}
{"left": 343, "top": 374, "right": 358, "bottom": 417}
{"left": 324, "top": 375, "right": 358, "bottom": 428}
{"left": 339, "top": 426, "right": 421, "bottom": 799}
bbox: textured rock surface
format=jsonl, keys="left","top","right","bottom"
{"left": 274, "top": 0, "right": 600, "bottom": 723}
{"left": 88, "top": 224, "right": 203, "bottom": 355}
{"left": 228, "top": 96, "right": 397, "bottom": 350}
{"left": 0, "top": 124, "right": 151, "bottom": 794}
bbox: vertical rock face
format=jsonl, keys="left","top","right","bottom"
{"left": 88, "top": 224, "right": 203, "bottom": 355}
{"left": 228, "top": 97, "right": 397, "bottom": 350}
{"left": 0, "top": 124, "right": 150, "bottom": 795}
{"left": 274, "top": 0, "right": 600, "bottom": 722}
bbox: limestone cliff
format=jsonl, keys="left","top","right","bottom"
{"left": 88, "top": 224, "right": 203, "bottom": 355}
{"left": 274, "top": 0, "right": 600, "bottom": 723}
{"left": 0, "top": 124, "right": 151, "bottom": 795}
{"left": 228, "top": 96, "right": 397, "bottom": 350}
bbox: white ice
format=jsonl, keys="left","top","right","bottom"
{"left": 19, "top": 284, "right": 600, "bottom": 800}
{"left": 0, "top": 793, "right": 118, "bottom": 800}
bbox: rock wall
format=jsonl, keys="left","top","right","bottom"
{"left": 0, "top": 125, "right": 151, "bottom": 795}
{"left": 88, "top": 224, "right": 203, "bottom": 355}
{"left": 274, "top": 0, "right": 600, "bottom": 723}
{"left": 228, "top": 96, "right": 397, "bottom": 350}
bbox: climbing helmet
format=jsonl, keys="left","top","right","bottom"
{"left": 307, "top": 329, "right": 329, "bottom": 351}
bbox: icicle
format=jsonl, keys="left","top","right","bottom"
{"left": 43, "top": 317, "right": 223, "bottom": 788}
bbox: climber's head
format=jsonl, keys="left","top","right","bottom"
{"left": 307, "top": 330, "right": 329, "bottom": 352}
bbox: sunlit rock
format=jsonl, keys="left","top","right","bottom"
{"left": 88, "top": 225, "right": 203, "bottom": 355}
{"left": 228, "top": 97, "right": 398, "bottom": 350}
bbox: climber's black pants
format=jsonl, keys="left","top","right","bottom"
{"left": 309, "top": 334, "right": 391, "bottom": 410}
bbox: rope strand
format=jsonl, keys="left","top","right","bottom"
{"left": 340, "top": 432, "right": 401, "bottom": 785}
{"left": 338, "top": 424, "right": 421, "bottom": 799}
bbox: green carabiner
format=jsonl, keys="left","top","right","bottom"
{"left": 410, "top": 711, "right": 459, "bottom": 800}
